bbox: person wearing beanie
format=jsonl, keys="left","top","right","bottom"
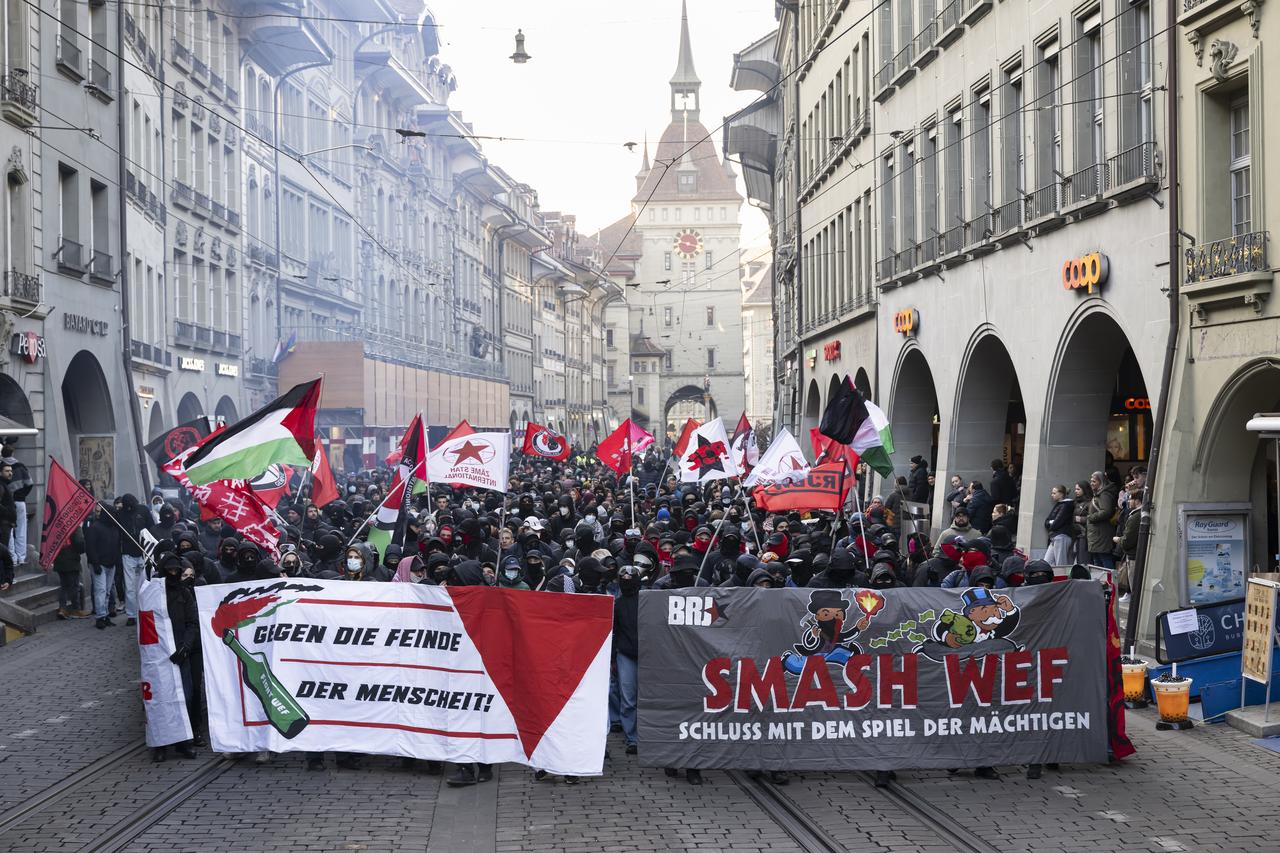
{"left": 935, "top": 506, "right": 981, "bottom": 551}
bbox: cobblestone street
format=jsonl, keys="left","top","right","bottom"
{"left": 3, "top": 619, "right": 1279, "bottom": 853}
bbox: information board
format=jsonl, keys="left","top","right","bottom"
{"left": 1242, "top": 579, "right": 1279, "bottom": 685}
{"left": 1156, "top": 598, "right": 1246, "bottom": 664}
{"left": 1178, "top": 504, "right": 1250, "bottom": 606}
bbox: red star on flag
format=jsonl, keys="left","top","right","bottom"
{"left": 449, "top": 440, "right": 486, "bottom": 464}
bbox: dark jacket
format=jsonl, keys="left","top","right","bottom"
{"left": 989, "top": 469, "right": 1017, "bottom": 505}
{"left": 966, "top": 487, "right": 995, "bottom": 534}
{"left": 908, "top": 466, "right": 930, "bottom": 503}
{"left": 1086, "top": 483, "right": 1119, "bottom": 553}
{"left": 1119, "top": 507, "right": 1141, "bottom": 559}
{"left": 1044, "top": 497, "right": 1074, "bottom": 542}
{"left": 165, "top": 577, "right": 200, "bottom": 657}
{"left": 3, "top": 456, "right": 33, "bottom": 502}
{"left": 85, "top": 512, "right": 122, "bottom": 570}
{"left": 116, "top": 495, "right": 149, "bottom": 558}
{"left": 53, "top": 529, "right": 85, "bottom": 575}
{"left": 613, "top": 591, "right": 639, "bottom": 659}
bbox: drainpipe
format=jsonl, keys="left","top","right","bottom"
{"left": 117, "top": 0, "right": 150, "bottom": 492}
{"left": 1125, "top": 0, "right": 1181, "bottom": 651}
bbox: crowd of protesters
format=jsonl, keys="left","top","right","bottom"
{"left": 42, "top": 439, "right": 1127, "bottom": 782}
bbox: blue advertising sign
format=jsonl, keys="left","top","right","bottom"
{"left": 1156, "top": 598, "right": 1246, "bottom": 664}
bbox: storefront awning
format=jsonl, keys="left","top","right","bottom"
{"left": 0, "top": 414, "right": 37, "bottom": 436}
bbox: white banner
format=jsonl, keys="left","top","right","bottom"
{"left": 426, "top": 431, "right": 511, "bottom": 492}
{"left": 743, "top": 428, "right": 809, "bottom": 488}
{"left": 138, "top": 578, "right": 193, "bottom": 747}
{"left": 678, "top": 418, "right": 740, "bottom": 484}
{"left": 194, "top": 580, "right": 612, "bottom": 775}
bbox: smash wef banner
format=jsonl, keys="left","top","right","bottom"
{"left": 638, "top": 582, "right": 1107, "bottom": 771}
{"left": 194, "top": 580, "right": 613, "bottom": 775}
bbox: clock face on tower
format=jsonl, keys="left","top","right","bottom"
{"left": 673, "top": 229, "right": 703, "bottom": 259}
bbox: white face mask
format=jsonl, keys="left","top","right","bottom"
{"left": 346, "top": 557, "right": 362, "bottom": 572}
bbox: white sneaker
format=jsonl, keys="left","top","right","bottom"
{"left": 1118, "top": 594, "right": 1131, "bottom": 605}
{"left": 254, "top": 750, "right": 271, "bottom": 764}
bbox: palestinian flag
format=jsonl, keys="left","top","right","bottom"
{"left": 369, "top": 414, "right": 428, "bottom": 560}
{"left": 819, "top": 376, "right": 894, "bottom": 478}
{"left": 182, "top": 379, "right": 321, "bottom": 486}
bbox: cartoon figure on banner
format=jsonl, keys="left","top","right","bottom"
{"left": 916, "top": 587, "right": 1022, "bottom": 662}
{"left": 782, "top": 589, "right": 884, "bottom": 675}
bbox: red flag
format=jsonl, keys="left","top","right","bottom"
{"left": 39, "top": 459, "right": 97, "bottom": 571}
{"left": 310, "top": 441, "right": 340, "bottom": 507}
{"left": 523, "top": 422, "right": 571, "bottom": 461}
{"left": 442, "top": 420, "right": 476, "bottom": 444}
{"left": 810, "top": 427, "right": 860, "bottom": 474}
{"left": 672, "top": 418, "right": 701, "bottom": 459}
{"left": 751, "top": 462, "right": 849, "bottom": 513}
{"left": 597, "top": 419, "right": 638, "bottom": 476}
{"left": 162, "top": 450, "right": 282, "bottom": 561}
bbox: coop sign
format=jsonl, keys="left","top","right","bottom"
{"left": 1061, "top": 253, "right": 1109, "bottom": 295}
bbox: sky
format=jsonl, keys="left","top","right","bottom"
{"left": 437, "top": 0, "right": 777, "bottom": 240}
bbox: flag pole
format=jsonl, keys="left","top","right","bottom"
{"left": 627, "top": 437, "right": 637, "bottom": 527}
{"left": 91, "top": 501, "right": 147, "bottom": 559}
{"left": 695, "top": 505, "right": 729, "bottom": 586}
{"left": 736, "top": 475, "right": 764, "bottom": 553}
{"left": 346, "top": 486, "right": 402, "bottom": 548}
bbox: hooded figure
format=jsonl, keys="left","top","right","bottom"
{"left": 311, "top": 533, "right": 344, "bottom": 578}
{"left": 808, "top": 547, "right": 858, "bottom": 589}
{"left": 913, "top": 535, "right": 965, "bottom": 587}
{"left": 226, "top": 542, "right": 271, "bottom": 584}
{"left": 445, "top": 559, "right": 486, "bottom": 587}
{"left": 215, "top": 536, "right": 240, "bottom": 577}
{"left": 542, "top": 562, "right": 581, "bottom": 593}
{"left": 704, "top": 531, "right": 743, "bottom": 584}
{"left": 719, "top": 552, "right": 760, "bottom": 587}
{"left": 746, "top": 566, "right": 782, "bottom": 588}
{"left": 652, "top": 553, "right": 708, "bottom": 589}
{"left": 497, "top": 555, "right": 529, "bottom": 590}
{"left": 155, "top": 553, "right": 199, "bottom": 761}
{"left": 869, "top": 562, "right": 901, "bottom": 589}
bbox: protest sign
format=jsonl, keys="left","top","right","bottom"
{"left": 638, "top": 581, "right": 1107, "bottom": 771}
{"left": 138, "top": 578, "right": 194, "bottom": 747}
{"left": 195, "top": 580, "right": 612, "bottom": 775}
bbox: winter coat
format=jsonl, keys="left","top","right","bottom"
{"left": 85, "top": 513, "right": 122, "bottom": 570}
{"left": 1043, "top": 498, "right": 1075, "bottom": 542}
{"left": 966, "top": 487, "right": 995, "bottom": 533}
{"left": 1120, "top": 507, "right": 1141, "bottom": 559}
{"left": 908, "top": 467, "right": 930, "bottom": 503}
{"left": 53, "top": 529, "right": 85, "bottom": 575}
{"left": 1086, "top": 483, "right": 1119, "bottom": 554}
{"left": 934, "top": 523, "right": 980, "bottom": 552}
{"left": 989, "top": 469, "right": 1017, "bottom": 506}
{"left": 165, "top": 579, "right": 200, "bottom": 657}
{"left": 116, "top": 495, "right": 149, "bottom": 558}
{"left": 613, "top": 591, "right": 639, "bottom": 659}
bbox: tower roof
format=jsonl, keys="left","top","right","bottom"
{"left": 670, "top": 1, "right": 699, "bottom": 87}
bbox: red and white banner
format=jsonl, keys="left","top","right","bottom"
{"left": 194, "top": 580, "right": 612, "bottom": 775}
{"left": 138, "top": 578, "right": 193, "bottom": 747}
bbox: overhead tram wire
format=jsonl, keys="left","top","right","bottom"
{"left": 21, "top": 0, "right": 410, "bottom": 282}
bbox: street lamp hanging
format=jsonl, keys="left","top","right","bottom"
{"left": 510, "top": 29, "right": 531, "bottom": 63}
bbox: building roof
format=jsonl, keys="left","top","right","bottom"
{"left": 631, "top": 335, "right": 667, "bottom": 357}
{"left": 632, "top": 119, "right": 743, "bottom": 203}
{"left": 741, "top": 253, "right": 773, "bottom": 306}
{"left": 594, "top": 214, "right": 643, "bottom": 262}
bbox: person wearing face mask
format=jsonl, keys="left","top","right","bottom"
{"left": 497, "top": 555, "right": 529, "bottom": 590}
{"left": 1020, "top": 559, "right": 1057, "bottom": 778}
{"left": 381, "top": 544, "right": 403, "bottom": 578}
{"left": 174, "top": 531, "right": 218, "bottom": 585}
{"left": 279, "top": 546, "right": 305, "bottom": 578}
{"left": 868, "top": 562, "right": 902, "bottom": 589}
{"left": 310, "top": 533, "right": 344, "bottom": 578}
{"left": 652, "top": 553, "right": 709, "bottom": 590}
{"left": 548, "top": 495, "right": 576, "bottom": 541}
{"left": 214, "top": 537, "right": 240, "bottom": 580}
{"left": 155, "top": 554, "right": 199, "bottom": 762}
{"left": 613, "top": 565, "right": 642, "bottom": 755}
{"left": 807, "top": 547, "right": 858, "bottom": 589}
{"left": 226, "top": 542, "right": 268, "bottom": 584}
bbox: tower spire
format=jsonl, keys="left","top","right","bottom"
{"left": 669, "top": 0, "right": 700, "bottom": 121}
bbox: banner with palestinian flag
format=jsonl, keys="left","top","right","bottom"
{"left": 678, "top": 418, "right": 739, "bottom": 484}
{"left": 162, "top": 450, "right": 283, "bottom": 561}
{"left": 369, "top": 414, "right": 429, "bottom": 560}
{"left": 194, "top": 579, "right": 613, "bottom": 775}
{"left": 182, "top": 379, "right": 321, "bottom": 486}
{"left": 522, "top": 422, "right": 571, "bottom": 461}
{"left": 818, "top": 376, "right": 894, "bottom": 478}
{"left": 751, "top": 461, "right": 849, "bottom": 512}
{"left": 426, "top": 431, "right": 511, "bottom": 492}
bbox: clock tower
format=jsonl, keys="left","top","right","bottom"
{"left": 594, "top": 1, "right": 745, "bottom": 439}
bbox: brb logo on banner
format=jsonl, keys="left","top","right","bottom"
{"left": 668, "top": 595, "right": 729, "bottom": 627}
{"left": 1061, "top": 252, "right": 1109, "bottom": 294}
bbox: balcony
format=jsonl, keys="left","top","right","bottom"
{"left": 873, "top": 60, "right": 896, "bottom": 102}
{"left": 3, "top": 270, "right": 41, "bottom": 305}
{"left": 1184, "top": 231, "right": 1272, "bottom": 317}
{"left": 194, "top": 191, "right": 211, "bottom": 216}
{"left": 171, "top": 38, "right": 192, "bottom": 70}
{"left": 89, "top": 250, "right": 113, "bottom": 284}
{"left": 192, "top": 57, "right": 209, "bottom": 79}
{"left": 992, "top": 197, "right": 1025, "bottom": 237}
{"left": 1063, "top": 161, "right": 1111, "bottom": 218}
{"left": 56, "top": 35, "right": 83, "bottom": 80}
{"left": 86, "top": 58, "right": 112, "bottom": 101}
{"left": 960, "top": 0, "right": 993, "bottom": 26}
{"left": 210, "top": 73, "right": 225, "bottom": 98}
{"left": 891, "top": 42, "right": 917, "bottom": 87}
{"left": 913, "top": 20, "right": 940, "bottom": 68}
{"left": 937, "top": 0, "right": 965, "bottom": 46}
{"left": 0, "top": 69, "right": 38, "bottom": 126}
{"left": 939, "top": 223, "right": 966, "bottom": 259}
{"left": 876, "top": 254, "right": 898, "bottom": 283}
{"left": 1106, "top": 140, "right": 1160, "bottom": 202}
{"left": 56, "top": 239, "right": 85, "bottom": 275}
{"left": 131, "top": 340, "right": 170, "bottom": 367}
{"left": 211, "top": 200, "right": 227, "bottom": 223}
{"left": 171, "top": 181, "right": 193, "bottom": 209}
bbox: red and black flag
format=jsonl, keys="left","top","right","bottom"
{"left": 751, "top": 462, "right": 849, "bottom": 513}
{"left": 144, "top": 417, "right": 212, "bottom": 467}
{"left": 39, "top": 458, "right": 97, "bottom": 570}
{"left": 522, "top": 422, "right": 571, "bottom": 461}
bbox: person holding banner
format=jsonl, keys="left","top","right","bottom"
{"left": 153, "top": 554, "right": 200, "bottom": 762}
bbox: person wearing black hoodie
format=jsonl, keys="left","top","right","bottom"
{"left": 115, "top": 493, "right": 151, "bottom": 626}
{"left": 310, "top": 533, "right": 344, "bottom": 578}
{"left": 154, "top": 554, "right": 199, "bottom": 762}
{"left": 807, "top": 547, "right": 859, "bottom": 589}
{"left": 85, "top": 505, "right": 122, "bottom": 628}
{"left": 614, "top": 565, "right": 642, "bottom": 754}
